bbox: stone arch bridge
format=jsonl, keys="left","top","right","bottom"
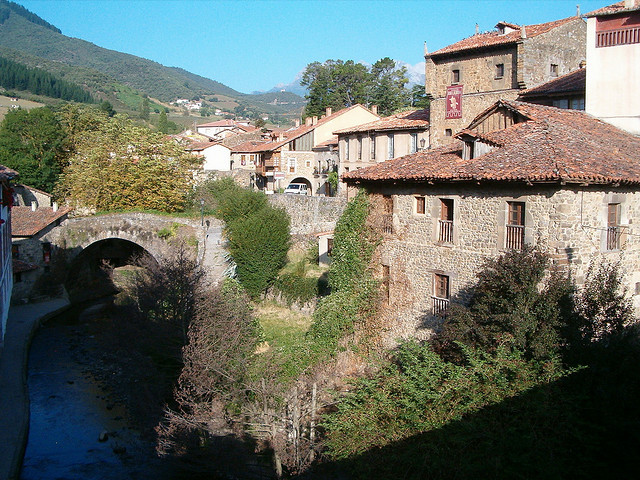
{"left": 45, "top": 212, "right": 227, "bottom": 280}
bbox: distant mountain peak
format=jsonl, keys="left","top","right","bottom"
{"left": 0, "top": 0, "right": 61, "bottom": 33}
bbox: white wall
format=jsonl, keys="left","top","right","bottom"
{"left": 201, "top": 144, "right": 232, "bottom": 171}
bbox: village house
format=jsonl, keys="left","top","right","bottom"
{"left": 11, "top": 204, "right": 72, "bottom": 304}
{"left": 343, "top": 100, "right": 640, "bottom": 339}
{"left": 517, "top": 66, "right": 586, "bottom": 109}
{"left": 252, "top": 105, "right": 379, "bottom": 195}
{"left": 0, "top": 165, "right": 17, "bottom": 347}
{"left": 425, "top": 15, "right": 586, "bottom": 147}
{"left": 196, "top": 119, "right": 257, "bottom": 140}
{"left": 333, "top": 109, "right": 430, "bottom": 197}
{"left": 585, "top": 0, "right": 640, "bottom": 135}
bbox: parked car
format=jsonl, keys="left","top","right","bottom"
{"left": 283, "top": 183, "right": 309, "bottom": 195}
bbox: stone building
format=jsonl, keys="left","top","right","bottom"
{"left": 343, "top": 100, "right": 640, "bottom": 339}
{"left": 425, "top": 16, "right": 586, "bottom": 147}
{"left": 585, "top": 0, "right": 640, "bottom": 135}
{"left": 252, "top": 105, "right": 379, "bottom": 195}
{"left": 0, "top": 165, "right": 17, "bottom": 347}
{"left": 517, "top": 66, "right": 586, "bottom": 109}
{"left": 333, "top": 109, "right": 430, "bottom": 197}
{"left": 11, "top": 205, "right": 72, "bottom": 303}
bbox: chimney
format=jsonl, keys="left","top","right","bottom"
{"left": 371, "top": 105, "right": 378, "bottom": 115}
{"left": 579, "top": 60, "right": 586, "bottom": 69}
{"left": 325, "top": 107, "right": 332, "bottom": 117}
{"left": 576, "top": 4, "right": 581, "bottom": 16}
{"left": 31, "top": 203, "right": 36, "bottom": 211}
{"left": 295, "top": 118, "right": 300, "bottom": 128}
{"left": 305, "top": 117, "right": 313, "bottom": 126}
{"left": 312, "top": 116, "right": 318, "bottom": 125}
{"left": 475, "top": 23, "right": 479, "bottom": 34}
{"left": 521, "top": 25, "right": 527, "bottom": 39}
{"left": 53, "top": 202, "right": 58, "bottom": 212}
{"left": 424, "top": 41, "right": 428, "bottom": 56}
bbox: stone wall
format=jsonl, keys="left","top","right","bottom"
{"left": 364, "top": 183, "right": 640, "bottom": 342}
{"left": 268, "top": 194, "right": 347, "bottom": 235}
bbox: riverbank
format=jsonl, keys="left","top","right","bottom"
{"left": 0, "top": 297, "right": 71, "bottom": 480}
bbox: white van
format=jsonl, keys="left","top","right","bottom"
{"left": 283, "top": 183, "right": 309, "bottom": 195}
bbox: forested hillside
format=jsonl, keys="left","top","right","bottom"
{"left": 0, "top": 0, "right": 304, "bottom": 116}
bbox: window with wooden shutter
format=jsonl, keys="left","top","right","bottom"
{"left": 506, "top": 201, "right": 525, "bottom": 250}
{"left": 439, "top": 199, "right": 454, "bottom": 242}
{"left": 607, "top": 203, "right": 621, "bottom": 250}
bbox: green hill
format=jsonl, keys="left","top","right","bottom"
{"left": 0, "top": 0, "right": 305, "bottom": 118}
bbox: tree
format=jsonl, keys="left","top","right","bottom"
{"left": 369, "top": 57, "right": 409, "bottom": 116}
{"left": 410, "top": 84, "right": 430, "bottom": 109}
{"left": 57, "top": 113, "right": 201, "bottom": 212}
{"left": 99, "top": 100, "right": 116, "bottom": 117}
{"left": 157, "top": 108, "right": 169, "bottom": 133}
{"left": 139, "top": 96, "right": 150, "bottom": 120}
{"left": 0, "top": 107, "right": 68, "bottom": 192}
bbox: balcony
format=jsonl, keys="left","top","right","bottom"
{"left": 438, "top": 220, "right": 453, "bottom": 243}
{"left": 597, "top": 26, "right": 640, "bottom": 48}
{"left": 607, "top": 226, "right": 621, "bottom": 251}
{"left": 432, "top": 296, "right": 449, "bottom": 318}
{"left": 506, "top": 224, "right": 524, "bottom": 250}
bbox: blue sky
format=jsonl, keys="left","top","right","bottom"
{"left": 19, "top": 0, "right": 606, "bottom": 94}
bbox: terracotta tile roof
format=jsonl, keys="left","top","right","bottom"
{"left": 12, "top": 206, "right": 72, "bottom": 237}
{"left": 0, "top": 164, "right": 18, "bottom": 181}
{"left": 518, "top": 68, "right": 586, "bottom": 98}
{"left": 313, "top": 137, "right": 339, "bottom": 150}
{"left": 197, "top": 119, "right": 252, "bottom": 128}
{"left": 343, "top": 100, "right": 640, "bottom": 186}
{"left": 186, "top": 140, "right": 219, "bottom": 152}
{"left": 333, "top": 109, "right": 430, "bottom": 135}
{"left": 13, "top": 259, "right": 38, "bottom": 273}
{"left": 430, "top": 17, "right": 579, "bottom": 57}
{"left": 232, "top": 140, "right": 271, "bottom": 153}
{"left": 586, "top": 1, "right": 640, "bottom": 16}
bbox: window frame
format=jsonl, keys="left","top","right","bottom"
{"left": 452, "top": 69, "right": 460, "bottom": 84}
{"left": 495, "top": 63, "right": 504, "bottom": 79}
{"left": 415, "top": 196, "right": 426, "bottom": 215}
{"left": 387, "top": 134, "right": 395, "bottom": 160}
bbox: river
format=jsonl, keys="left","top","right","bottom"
{"left": 20, "top": 303, "right": 171, "bottom": 480}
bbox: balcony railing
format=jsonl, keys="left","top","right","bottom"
{"left": 597, "top": 26, "right": 640, "bottom": 48}
{"left": 439, "top": 220, "right": 453, "bottom": 243}
{"left": 607, "top": 226, "right": 621, "bottom": 251}
{"left": 506, "top": 224, "right": 524, "bottom": 250}
{"left": 432, "top": 297, "right": 449, "bottom": 317}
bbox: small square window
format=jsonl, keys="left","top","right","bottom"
{"left": 495, "top": 63, "right": 504, "bottom": 78}
{"left": 452, "top": 69, "right": 460, "bottom": 84}
{"left": 416, "top": 196, "right": 426, "bottom": 215}
{"left": 445, "top": 129, "right": 452, "bottom": 137}
{"left": 550, "top": 64, "right": 558, "bottom": 77}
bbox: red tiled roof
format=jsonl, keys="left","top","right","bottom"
{"left": 313, "top": 137, "right": 339, "bottom": 150}
{"left": 13, "top": 259, "right": 38, "bottom": 273}
{"left": 0, "top": 164, "right": 18, "bottom": 181}
{"left": 197, "top": 119, "right": 251, "bottom": 128}
{"left": 586, "top": 1, "right": 640, "bottom": 16}
{"left": 12, "top": 206, "right": 72, "bottom": 237}
{"left": 343, "top": 100, "right": 640, "bottom": 186}
{"left": 518, "top": 68, "right": 586, "bottom": 97}
{"left": 333, "top": 109, "right": 430, "bottom": 135}
{"left": 186, "top": 140, "right": 219, "bottom": 152}
{"left": 232, "top": 140, "right": 271, "bottom": 153}
{"left": 430, "top": 17, "right": 579, "bottom": 57}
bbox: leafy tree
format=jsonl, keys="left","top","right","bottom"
{"left": 369, "top": 57, "right": 409, "bottom": 116}
{"left": 139, "top": 96, "right": 150, "bottom": 120}
{"left": 432, "top": 246, "right": 573, "bottom": 363}
{"left": 410, "top": 83, "right": 430, "bottom": 109}
{"left": 57, "top": 113, "right": 200, "bottom": 212}
{"left": 99, "top": 100, "right": 115, "bottom": 117}
{"left": 254, "top": 117, "right": 266, "bottom": 129}
{"left": 0, "top": 107, "right": 68, "bottom": 192}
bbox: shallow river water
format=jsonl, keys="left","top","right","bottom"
{"left": 20, "top": 309, "right": 170, "bottom": 480}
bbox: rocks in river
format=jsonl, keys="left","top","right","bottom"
{"left": 99, "top": 430, "right": 109, "bottom": 442}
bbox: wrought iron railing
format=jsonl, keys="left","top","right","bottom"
{"left": 607, "top": 226, "right": 621, "bottom": 251}
{"left": 506, "top": 224, "right": 524, "bottom": 250}
{"left": 381, "top": 214, "right": 393, "bottom": 234}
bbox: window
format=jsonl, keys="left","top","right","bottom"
{"left": 607, "top": 203, "right": 621, "bottom": 250}
{"left": 306, "top": 159, "right": 312, "bottom": 168}
{"left": 445, "top": 129, "right": 453, "bottom": 137}
{"left": 570, "top": 97, "right": 585, "bottom": 110}
{"left": 495, "top": 63, "right": 504, "bottom": 78}
{"left": 416, "top": 196, "right": 426, "bottom": 215}
{"left": 327, "top": 238, "right": 334, "bottom": 257}
{"left": 12, "top": 244, "right": 18, "bottom": 259}
{"left": 410, "top": 133, "right": 418, "bottom": 154}
{"left": 357, "top": 136, "right": 362, "bottom": 160}
{"left": 42, "top": 242, "right": 51, "bottom": 264}
{"left": 552, "top": 99, "right": 569, "bottom": 109}
{"left": 382, "top": 195, "right": 393, "bottom": 234}
{"left": 241, "top": 154, "right": 247, "bottom": 166}
{"left": 452, "top": 69, "right": 460, "bottom": 84}
{"left": 550, "top": 63, "right": 558, "bottom": 77}
{"left": 439, "top": 199, "right": 454, "bottom": 243}
{"left": 463, "top": 140, "right": 475, "bottom": 160}
{"left": 288, "top": 157, "right": 296, "bottom": 173}
{"left": 370, "top": 135, "right": 376, "bottom": 160}
{"left": 387, "top": 134, "right": 394, "bottom": 159}
{"left": 433, "top": 273, "right": 450, "bottom": 317}
{"left": 506, "top": 201, "right": 525, "bottom": 250}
